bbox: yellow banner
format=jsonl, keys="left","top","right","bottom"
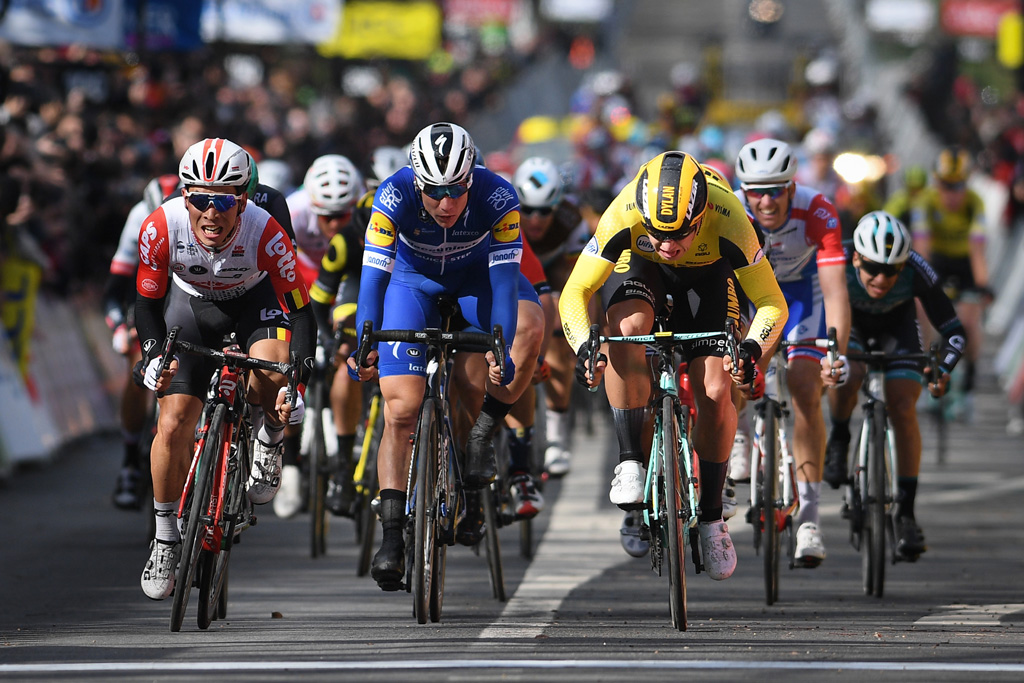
{"left": 0, "top": 256, "right": 42, "bottom": 378}
{"left": 319, "top": 2, "right": 442, "bottom": 60}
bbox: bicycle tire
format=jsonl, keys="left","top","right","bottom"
{"left": 661, "top": 395, "right": 687, "bottom": 631}
{"left": 760, "top": 402, "right": 781, "bottom": 606}
{"left": 865, "top": 402, "right": 887, "bottom": 597}
{"left": 198, "top": 421, "right": 247, "bottom": 629}
{"left": 519, "top": 512, "right": 534, "bottom": 560}
{"left": 483, "top": 485, "right": 506, "bottom": 602}
{"left": 356, "top": 393, "right": 383, "bottom": 576}
{"left": 935, "top": 394, "right": 947, "bottom": 466}
{"left": 308, "top": 377, "right": 329, "bottom": 559}
{"left": 170, "top": 402, "right": 225, "bottom": 632}
{"left": 412, "top": 400, "right": 439, "bottom": 624}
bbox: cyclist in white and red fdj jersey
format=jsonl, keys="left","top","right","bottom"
{"left": 133, "top": 138, "right": 316, "bottom": 601}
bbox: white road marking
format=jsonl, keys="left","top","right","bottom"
{"left": 915, "top": 603, "right": 1024, "bottom": 626}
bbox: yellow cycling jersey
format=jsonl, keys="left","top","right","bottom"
{"left": 910, "top": 186, "right": 985, "bottom": 259}
{"left": 559, "top": 165, "right": 787, "bottom": 356}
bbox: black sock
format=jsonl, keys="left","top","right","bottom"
{"left": 699, "top": 460, "right": 728, "bottom": 522}
{"left": 379, "top": 489, "right": 407, "bottom": 541}
{"left": 471, "top": 394, "right": 514, "bottom": 440}
{"left": 612, "top": 407, "right": 646, "bottom": 463}
{"left": 283, "top": 432, "right": 301, "bottom": 467}
{"left": 506, "top": 426, "right": 533, "bottom": 475}
{"left": 121, "top": 440, "right": 141, "bottom": 470}
{"left": 963, "top": 360, "right": 976, "bottom": 394}
{"left": 831, "top": 418, "right": 850, "bottom": 442}
{"left": 897, "top": 477, "right": 918, "bottom": 519}
{"left": 337, "top": 434, "right": 356, "bottom": 465}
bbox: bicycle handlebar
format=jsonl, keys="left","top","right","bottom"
{"left": 354, "top": 321, "right": 507, "bottom": 382}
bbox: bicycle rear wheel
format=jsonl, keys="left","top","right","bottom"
{"left": 307, "top": 378, "right": 329, "bottom": 559}
{"left": 864, "top": 403, "right": 887, "bottom": 597}
{"left": 356, "top": 392, "right": 383, "bottom": 576}
{"left": 483, "top": 484, "right": 506, "bottom": 602}
{"left": 759, "top": 403, "right": 781, "bottom": 606}
{"left": 661, "top": 396, "right": 687, "bottom": 632}
{"left": 412, "top": 400, "right": 440, "bottom": 624}
{"left": 170, "top": 403, "right": 225, "bottom": 632}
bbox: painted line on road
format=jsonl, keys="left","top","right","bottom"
{"left": 3, "top": 660, "right": 1024, "bottom": 674}
{"left": 915, "top": 603, "right": 1024, "bottom": 626}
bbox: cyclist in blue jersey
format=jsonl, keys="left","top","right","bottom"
{"left": 348, "top": 122, "right": 545, "bottom": 591}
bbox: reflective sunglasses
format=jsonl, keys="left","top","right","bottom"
{"left": 744, "top": 184, "right": 790, "bottom": 201}
{"left": 859, "top": 259, "right": 904, "bottom": 278}
{"left": 421, "top": 181, "right": 471, "bottom": 201}
{"left": 522, "top": 205, "right": 554, "bottom": 217}
{"left": 186, "top": 191, "right": 241, "bottom": 212}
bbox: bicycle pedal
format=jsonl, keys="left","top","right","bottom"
{"left": 638, "top": 525, "right": 651, "bottom": 541}
{"left": 616, "top": 502, "right": 646, "bottom": 512}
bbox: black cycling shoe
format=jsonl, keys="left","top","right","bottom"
{"left": 823, "top": 432, "right": 851, "bottom": 489}
{"left": 894, "top": 516, "right": 927, "bottom": 562}
{"left": 325, "top": 469, "right": 356, "bottom": 517}
{"left": 370, "top": 534, "right": 406, "bottom": 591}
{"left": 456, "top": 491, "right": 486, "bottom": 546}
{"left": 462, "top": 434, "right": 497, "bottom": 490}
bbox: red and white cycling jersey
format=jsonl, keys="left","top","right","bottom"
{"left": 285, "top": 189, "right": 329, "bottom": 287}
{"left": 136, "top": 196, "right": 307, "bottom": 310}
{"left": 735, "top": 183, "right": 844, "bottom": 283}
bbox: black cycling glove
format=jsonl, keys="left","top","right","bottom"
{"left": 574, "top": 345, "right": 607, "bottom": 387}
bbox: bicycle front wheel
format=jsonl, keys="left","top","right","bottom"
{"left": 170, "top": 402, "right": 225, "bottom": 632}
{"left": 356, "top": 392, "right": 383, "bottom": 577}
{"left": 483, "top": 484, "right": 506, "bottom": 602}
{"left": 307, "top": 378, "right": 329, "bottom": 559}
{"left": 759, "top": 402, "right": 781, "bottom": 606}
{"left": 661, "top": 395, "right": 687, "bottom": 632}
{"left": 864, "top": 402, "right": 888, "bottom": 597}
{"left": 412, "top": 399, "right": 440, "bottom": 624}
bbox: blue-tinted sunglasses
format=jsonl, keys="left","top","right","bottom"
{"left": 421, "top": 181, "right": 470, "bottom": 201}
{"left": 744, "top": 184, "right": 789, "bottom": 201}
{"left": 186, "top": 191, "right": 241, "bottom": 212}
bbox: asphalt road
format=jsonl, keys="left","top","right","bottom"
{"left": 1, "top": 370, "right": 1022, "bottom": 682}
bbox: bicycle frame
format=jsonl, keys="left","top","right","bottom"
{"left": 749, "top": 352, "right": 800, "bottom": 537}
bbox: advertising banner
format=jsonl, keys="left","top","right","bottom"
{"left": 0, "top": 0, "right": 125, "bottom": 49}
{"left": 124, "top": 0, "right": 204, "bottom": 51}
{"left": 319, "top": 1, "right": 441, "bottom": 60}
{"left": 200, "top": 0, "right": 341, "bottom": 45}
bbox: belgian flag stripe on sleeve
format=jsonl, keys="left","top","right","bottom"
{"left": 286, "top": 288, "right": 308, "bottom": 311}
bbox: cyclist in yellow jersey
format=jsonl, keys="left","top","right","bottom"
{"left": 560, "top": 151, "right": 788, "bottom": 580}
{"left": 910, "top": 146, "right": 990, "bottom": 416}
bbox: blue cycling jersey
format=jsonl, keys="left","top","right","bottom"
{"left": 356, "top": 166, "right": 527, "bottom": 375}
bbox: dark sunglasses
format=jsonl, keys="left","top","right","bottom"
{"left": 646, "top": 221, "right": 699, "bottom": 243}
{"left": 938, "top": 181, "right": 966, "bottom": 192}
{"left": 744, "top": 184, "right": 789, "bottom": 201}
{"left": 186, "top": 191, "right": 241, "bottom": 212}
{"left": 421, "top": 181, "right": 471, "bottom": 201}
{"left": 522, "top": 206, "right": 554, "bottom": 217}
{"left": 859, "top": 259, "right": 904, "bottom": 277}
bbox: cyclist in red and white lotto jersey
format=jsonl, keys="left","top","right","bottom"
{"left": 734, "top": 138, "right": 850, "bottom": 569}
{"left": 133, "top": 138, "right": 316, "bottom": 600}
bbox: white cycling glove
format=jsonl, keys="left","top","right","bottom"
{"left": 822, "top": 354, "right": 850, "bottom": 386}
{"left": 143, "top": 355, "right": 178, "bottom": 391}
{"left": 278, "top": 386, "right": 306, "bottom": 425}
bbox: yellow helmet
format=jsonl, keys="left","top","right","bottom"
{"left": 934, "top": 146, "right": 971, "bottom": 184}
{"left": 635, "top": 151, "right": 708, "bottom": 240}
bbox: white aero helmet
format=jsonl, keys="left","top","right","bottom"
{"left": 304, "top": 154, "right": 364, "bottom": 216}
{"left": 143, "top": 174, "right": 181, "bottom": 213}
{"left": 409, "top": 122, "right": 476, "bottom": 187}
{"left": 735, "top": 138, "right": 798, "bottom": 188}
{"left": 369, "top": 146, "right": 408, "bottom": 185}
{"left": 513, "top": 157, "right": 563, "bottom": 209}
{"left": 179, "top": 138, "right": 252, "bottom": 190}
{"left": 853, "top": 211, "right": 911, "bottom": 265}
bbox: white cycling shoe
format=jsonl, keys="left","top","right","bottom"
{"left": 609, "top": 461, "right": 645, "bottom": 508}
{"left": 698, "top": 519, "right": 737, "bottom": 580}
{"left": 248, "top": 439, "right": 283, "bottom": 504}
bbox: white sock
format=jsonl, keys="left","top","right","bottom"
{"left": 252, "top": 405, "right": 284, "bottom": 446}
{"left": 154, "top": 499, "right": 181, "bottom": 543}
{"left": 546, "top": 408, "right": 568, "bottom": 448}
{"left": 796, "top": 480, "right": 821, "bottom": 527}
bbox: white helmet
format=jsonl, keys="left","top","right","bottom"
{"left": 143, "top": 174, "right": 181, "bottom": 213}
{"left": 257, "top": 159, "right": 293, "bottom": 194}
{"left": 179, "top": 138, "right": 252, "bottom": 189}
{"left": 304, "top": 155, "right": 364, "bottom": 216}
{"left": 513, "top": 157, "right": 563, "bottom": 209}
{"left": 369, "top": 146, "right": 408, "bottom": 185}
{"left": 853, "top": 211, "right": 911, "bottom": 265}
{"left": 735, "top": 138, "right": 798, "bottom": 188}
{"left": 409, "top": 122, "right": 476, "bottom": 187}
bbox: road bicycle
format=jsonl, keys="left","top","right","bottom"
{"left": 748, "top": 329, "right": 837, "bottom": 605}
{"left": 304, "top": 340, "right": 335, "bottom": 559}
{"left": 157, "top": 326, "right": 298, "bottom": 632}
{"left": 354, "top": 307, "right": 505, "bottom": 624}
{"left": 842, "top": 343, "right": 937, "bottom": 598}
{"left": 585, "top": 320, "right": 727, "bottom": 631}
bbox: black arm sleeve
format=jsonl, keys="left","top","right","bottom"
{"left": 288, "top": 303, "right": 317, "bottom": 386}
{"left": 102, "top": 272, "right": 133, "bottom": 328}
{"left": 134, "top": 291, "right": 167, "bottom": 363}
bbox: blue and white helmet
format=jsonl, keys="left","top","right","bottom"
{"left": 513, "top": 157, "right": 563, "bottom": 209}
{"left": 854, "top": 211, "right": 911, "bottom": 265}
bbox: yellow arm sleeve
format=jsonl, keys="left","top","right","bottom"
{"left": 559, "top": 251, "right": 615, "bottom": 354}
{"left": 736, "top": 257, "right": 788, "bottom": 357}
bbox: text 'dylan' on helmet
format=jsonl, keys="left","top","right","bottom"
{"left": 304, "top": 154, "right": 364, "bottom": 216}
{"left": 513, "top": 157, "right": 563, "bottom": 208}
{"left": 853, "top": 210, "right": 911, "bottom": 264}
{"left": 735, "top": 138, "right": 798, "bottom": 188}
{"left": 179, "top": 138, "right": 252, "bottom": 190}
{"left": 635, "top": 151, "right": 708, "bottom": 239}
{"left": 409, "top": 122, "right": 476, "bottom": 187}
